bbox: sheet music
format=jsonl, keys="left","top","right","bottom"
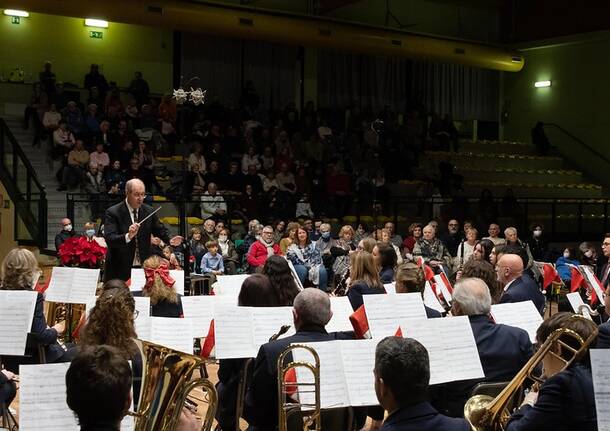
{"left": 424, "top": 281, "right": 446, "bottom": 314}
{"left": 566, "top": 292, "right": 592, "bottom": 320}
{"left": 339, "top": 340, "right": 378, "bottom": 406}
{"left": 45, "top": 267, "right": 99, "bottom": 304}
{"left": 0, "top": 290, "right": 37, "bottom": 355}
{"left": 134, "top": 315, "right": 151, "bottom": 341}
{"left": 214, "top": 306, "right": 256, "bottom": 359}
{"left": 19, "top": 362, "right": 134, "bottom": 431}
{"left": 364, "top": 293, "right": 427, "bottom": 339}
{"left": 252, "top": 307, "right": 295, "bottom": 347}
{"left": 134, "top": 296, "right": 151, "bottom": 317}
{"left": 130, "top": 269, "right": 184, "bottom": 295}
{"left": 138, "top": 317, "right": 194, "bottom": 354}
{"left": 212, "top": 274, "right": 250, "bottom": 296}
{"left": 383, "top": 282, "right": 396, "bottom": 294}
{"left": 491, "top": 301, "right": 543, "bottom": 343}
{"left": 581, "top": 266, "right": 606, "bottom": 302}
{"left": 181, "top": 295, "right": 216, "bottom": 337}
{"left": 19, "top": 363, "right": 79, "bottom": 430}
{"left": 327, "top": 296, "right": 356, "bottom": 332}
{"left": 591, "top": 349, "right": 610, "bottom": 431}
{"left": 400, "top": 316, "right": 485, "bottom": 384}
{"left": 433, "top": 274, "right": 453, "bottom": 303}
{"left": 292, "top": 341, "right": 349, "bottom": 409}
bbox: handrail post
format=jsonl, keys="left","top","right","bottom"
{"left": 577, "top": 202, "right": 583, "bottom": 238}
{"left": 67, "top": 194, "right": 75, "bottom": 224}
{"left": 551, "top": 201, "right": 557, "bottom": 238}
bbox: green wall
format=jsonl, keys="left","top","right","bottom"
{"left": 0, "top": 12, "right": 173, "bottom": 93}
{"left": 503, "top": 33, "right": 610, "bottom": 187}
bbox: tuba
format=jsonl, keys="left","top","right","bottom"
{"left": 130, "top": 339, "right": 218, "bottom": 431}
{"left": 277, "top": 344, "right": 322, "bottom": 431}
{"left": 463, "top": 315, "right": 598, "bottom": 431}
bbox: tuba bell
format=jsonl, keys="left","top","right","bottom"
{"left": 277, "top": 344, "right": 322, "bottom": 431}
{"left": 130, "top": 339, "right": 218, "bottom": 431}
{"left": 463, "top": 315, "right": 598, "bottom": 431}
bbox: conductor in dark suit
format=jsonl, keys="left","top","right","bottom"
{"left": 432, "top": 277, "right": 533, "bottom": 417}
{"left": 244, "top": 288, "right": 354, "bottom": 431}
{"left": 103, "top": 179, "right": 178, "bottom": 281}
{"left": 496, "top": 253, "right": 546, "bottom": 314}
{"left": 375, "top": 336, "right": 470, "bottom": 431}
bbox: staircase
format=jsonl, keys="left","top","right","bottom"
{"left": 2, "top": 116, "right": 88, "bottom": 251}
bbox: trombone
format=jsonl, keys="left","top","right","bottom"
{"left": 130, "top": 339, "right": 218, "bottom": 431}
{"left": 277, "top": 344, "right": 322, "bottom": 431}
{"left": 463, "top": 315, "right": 598, "bottom": 431}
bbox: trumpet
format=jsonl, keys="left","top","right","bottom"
{"left": 464, "top": 315, "right": 598, "bottom": 431}
{"left": 130, "top": 339, "right": 218, "bottom": 431}
{"left": 277, "top": 344, "right": 322, "bottom": 431}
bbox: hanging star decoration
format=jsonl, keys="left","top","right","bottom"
{"left": 173, "top": 88, "right": 188, "bottom": 104}
{"left": 189, "top": 88, "right": 207, "bottom": 106}
{"left": 172, "top": 76, "right": 207, "bottom": 106}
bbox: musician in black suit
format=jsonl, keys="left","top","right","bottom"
{"left": 505, "top": 312, "right": 598, "bottom": 431}
{"left": 103, "top": 179, "right": 178, "bottom": 282}
{"left": 0, "top": 369, "right": 17, "bottom": 410}
{"left": 432, "top": 277, "right": 533, "bottom": 417}
{"left": 244, "top": 288, "right": 354, "bottom": 431}
{"left": 375, "top": 336, "right": 470, "bottom": 431}
{"left": 496, "top": 254, "right": 545, "bottom": 314}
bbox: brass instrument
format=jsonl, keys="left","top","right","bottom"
{"left": 577, "top": 304, "right": 600, "bottom": 317}
{"left": 464, "top": 315, "right": 598, "bottom": 431}
{"left": 277, "top": 344, "right": 322, "bottom": 431}
{"left": 130, "top": 339, "right": 218, "bottom": 431}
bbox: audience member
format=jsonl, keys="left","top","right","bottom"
{"left": 247, "top": 225, "right": 282, "bottom": 271}
{"left": 402, "top": 223, "right": 422, "bottom": 258}
{"left": 413, "top": 224, "right": 451, "bottom": 274}
{"left": 455, "top": 228, "right": 478, "bottom": 267}
{"left": 483, "top": 223, "right": 505, "bottom": 246}
{"left": 218, "top": 228, "right": 239, "bottom": 275}
{"left": 279, "top": 222, "right": 300, "bottom": 254}
{"left": 379, "top": 228, "right": 404, "bottom": 265}
{"left": 201, "top": 183, "right": 228, "bottom": 221}
{"left": 201, "top": 239, "right": 224, "bottom": 277}
{"left": 555, "top": 247, "right": 580, "bottom": 285}
{"left": 528, "top": 223, "right": 548, "bottom": 262}
{"left": 441, "top": 219, "right": 463, "bottom": 257}
{"left": 55, "top": 217, "right": 77, "bottom": 250}
{"left": 58, "top": 139, "right": 90, "bottom": 191}
{"left": 287, "top": 226, "right": 328, "bottom": 291}
{"left": 201, "top": 218, "right": 217, "bottom": 244}
{"left": 384, "top": 222, "right": 403, "bottom": 249}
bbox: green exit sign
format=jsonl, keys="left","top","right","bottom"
{"left": 10, "top": 16, "right": 20, "bottom": 24}
{"left": 89, "top": 31, "right": 103, "bottom": 39}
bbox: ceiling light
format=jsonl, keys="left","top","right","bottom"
{"left": 85, "top": 18, "right": 108, "bottom": 28}
{"left": 534, "top": 80, "right": 551, "bottom": 88}
{"left": 4, "top": 9, "right": 29, "bottom": 17}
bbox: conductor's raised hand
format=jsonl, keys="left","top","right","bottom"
{"left": 128, "top": 223, "right": 140, "bottom": 240}
{"left": 170, "top": 236, "right": 184, "bottom": 247}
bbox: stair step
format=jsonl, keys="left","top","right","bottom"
{"left": 452, "top": 167, "right": 584, "bottom": 184}
{"left": 427, "top": 151, "right": 564, "bottom": 170}
{"left": 459, "top": 140, "right": 539, "bottom": 155}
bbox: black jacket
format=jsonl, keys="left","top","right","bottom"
{"left": 347, "top": 281, "right": 385, "bottom": 310}
{"left": 380, "top": 402, "right": 470, "bottom": 431}
{"left": 103, "top": 201, "right": 169, "bottom": 281}
{"left": 598, "top": 320, "right": 610, "bottom": 348}
{"left": 244, "top": 325, "right": 354, "bottom": 431}
{"left": 499, "top": 274, "right": 546, "bottom": 315}
{"left": 55, "top": 229, "right": 77, "bottom": 251}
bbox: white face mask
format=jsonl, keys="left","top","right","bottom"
{"left": 64, "top": 224, "right": 72, "bottom": 232}
{"left": 218, "top": 235, "right": 228, "bottom": 242}
{"left": 563, "top": 252, "right": 570, "bottom": 259}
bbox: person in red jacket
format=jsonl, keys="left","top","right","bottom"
{"left": 247, "top": 225, "right": 282, "bottom": 270}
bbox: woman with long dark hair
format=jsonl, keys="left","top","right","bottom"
{"left": 262, "top": 255, "right": 300, "bottom": 306}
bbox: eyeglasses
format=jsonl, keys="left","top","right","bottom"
{"left": 263, "top": 231, "right": 273, "bottom": 235}
{"left": 603, "top": 242, "right": 610, "bottom": 247}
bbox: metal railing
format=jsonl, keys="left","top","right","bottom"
{"left": 0, "top": 118, "right": 47, "bottom": 247}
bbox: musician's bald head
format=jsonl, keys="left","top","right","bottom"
{"left": 292, "top": 288, "right": 332, "bottom": 329}
{"left": 125, "top": 179, "right": 146, "bottom": 209}
{"left": 496, "top": 254, "right": 523, "bottom": 285}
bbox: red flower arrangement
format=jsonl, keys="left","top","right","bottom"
{"left": 58, "top": 236, "right": 107, "bottom": 268}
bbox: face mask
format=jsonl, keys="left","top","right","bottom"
{"left": 321, "top": 232, "right": 331, "bottom": 240}
{"left": 563, "top": 252, "right": 570, "bottom": 259}
{"left": 219, "top": 235, "right": 228, "bottom": 242}
{"left": 85, "top": 229, "right": 96, "bottom": 238}
{"left": 64, "top": 224, "right": 72, "bottom": 232}
{"left": 533, "top": 229, "right": 542, "bottom": 238}
{"left": 585, "top": 250, "right": 593, "bottom": 258}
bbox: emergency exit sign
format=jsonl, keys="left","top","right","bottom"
{"left": 89, "top": 31, "right": 103, "bottom": 39}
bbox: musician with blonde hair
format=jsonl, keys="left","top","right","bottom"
{"left": 347, "top": 251, "right": 385, "bottom": 310}
{"left": 137, "top": 254, "right": 183, "bottom": 317}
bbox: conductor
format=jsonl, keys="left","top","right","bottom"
{"left": 103, "top": 179, "right": 181, "bottom": 281}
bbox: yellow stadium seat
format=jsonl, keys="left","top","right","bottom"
{"left": 153, "top": 195, "right": 167, "bottom": 202}
{"left": 231, "top": 219, "right": 244, "bottom": 225}
{"left": 160, "top": 217, "right": 180, "bottom": 225}
{"left": 360, "top": 215, "right": 374, "bottom": 224}
{"left": 187, "top": 217, "right": 204, "bottom": 225}
{"left": 343, "top": 215, "right": 357, "bottom": 223}
{"left": 172, "top": 155, "right": 184, "bottom": 162}
{"left": 156, "top": 156, "right": 172, "bottom": 162}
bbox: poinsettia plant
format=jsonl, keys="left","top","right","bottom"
{"left": 58, "top": 236, "right": 107, "bottom": 268}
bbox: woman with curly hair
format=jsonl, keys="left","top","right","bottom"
{"left": 139, "top": 254, "right": 183, "bottom": 317}
{"left": 262, "top": 255, "right": 300, "bottom": 306}
{"left": 79, "top": 284, "right": 142, "bottom": 405}
{"left": 0, "top": 248, "right": 72, "bottom": 370}
{"left": 460, "top": 259, "right": 503, "bottom": 303}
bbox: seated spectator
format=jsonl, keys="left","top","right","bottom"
{"left": 273, "top": 220, "right": 286, "bottom": 244}
{"left": 374, "top": 337, "right": 470, "bottom": 431}
{"left": 244, "top": 288, "right": 353, "bottom": 430}
{"left": 241, "top": 145, "right": 261, "bottom": 174}
{"left": 139, "top": 255, "right": 183, "bottom": 318}
{"left": 402, "top": 223, "right": 423, "bottom": 259}
{"left": 84, "top": 103, "right": 101, "bottom": 138}
{"left": 55, "top": 217, "right": 77, "bottom": 250}
{"left": 260, "top": 146, "right": 274, "bottom": 172}
{"left": 413, "top": 224, "right": 452, "bottom": 274}
{"left": 201, "top": 240, "right": 224, "bottom": 284}
{"left": 315, "top": 222, "right": 335, "bottom": 257}
{"left": 295, "top": 166, "right": 312, "bottom": 195}
{"left": 331, "top": 225, "right": 357, "bottom": 280}
{"left": 262, "top": 255, "right": 301, "bottom": 305}
{"left": 276, "top": 162, "right": 297, "bottom": 195}
{"left": 247, "top": 225, "right": 282, "bottom": 271}
{"left": 395, "top": 263, "right": 442, "bottom": 318}
{"left": 53, "top": 120, "right": 75, "bottom": 158}
{"left": 84, "top": 163, "right": 106, "bottom": 194}
{"left": 201, "top": 218, "right": 217, "bottom": 244}
{"left": 556, "top": 247, "right": 580, "bottom": 284}
{"left": 295, "top": 193, "right": 314, "bottom": 219}
{"left": 125, "top": 157, "right": 148, "bottom": 188}
{"left": 261, "top": 170, "right": 280, "bottom": 192}
{"left": 63, "top": 101, "right": 84, "bottom": 135}
{"left": 287, "top": 226, "right": 328, "bottom": 291}
{"left": 201, "top": 183, "right": 227, "bottom": 221}
{"left": 104, "top": 160, "right": 126, "bottom": 191}
{"left": 237, "top": 219, "right": 261, "bottom": 256}
{"left": 483, "top": 223, "right": 506, "bottom": 246}
{"left": 188, "top": 227, "right": 206, "bottom": 271}
{"left": 384, "top": 222, "right": 403, "bottom": 249}
{"left": 456, "top": 228, "right": 478, "bottom": 267}
{"left": 58, "top": 139, "right": 90, "bottom": 191}
{"left": 186, "top": 160, "right": 207, "bottom": 197}
{"left": 0, "top": 248, "right": 73, "bottom": 371}
{"left": 218, "top": 228, "right": 239, "bottom": 275}
{"left": 244, "top": 164, "right": 263, "bottom": 194}
{"left": 90, "top": 142, "right": 110, "bottom": 171}
{"left": 42, "top": 103, "right": 61, "bottom": 133}
{"left": 380, "top": 228, "right": 404, "bottom": 265}
{"left": 354, "top": 222, "right": 371, "bottom": 244}
{"left": 224, "top": 161, "right": 245, "bottom": 193}
{"left": 279, "top": 222, "right": 300, "bottom": 254}
{"left": 162, "top": 245, "right": 182, "bottom": 270}
{"left": 374, "top": 242, "right": 397, "bottom": 283}
{"left": 347, "top": 251, "right": 385, "bottom": 310}
{"left": 187, "top": 141, "right": 207, "bottom": 174}
{"left": 432, "top": 277, "right": 533, "bottom": 417}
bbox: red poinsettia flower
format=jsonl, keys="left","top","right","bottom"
{"left": 58, "top": 236, "right": 107, "bottom": 268}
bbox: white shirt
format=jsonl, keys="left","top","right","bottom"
{"left": 503, "top": 278, "right": 518, "bottom": 292}
{"left": 201, "top": 192, "right": 227, "bottom": 219}
{"left": 483, "top": 236, "right": 506, "bottom": 246}
{"left": 124, "top": 200, "right": 139, "bottom": 244}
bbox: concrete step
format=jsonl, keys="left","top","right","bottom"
{"left": 462, "top": 181, "right": 603, "bottom": 198}
{"left": 452, "top": 167, "right": 584, "bottom": 184}
{"left": 426, "top": 151, "right": 564, "bottom": 170}
{"left": 459, "top": 140, "right": 540, "bottom": 156}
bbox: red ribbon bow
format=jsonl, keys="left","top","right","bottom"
{"left": 144, "top": 263, "right": 176, "bottom": 289}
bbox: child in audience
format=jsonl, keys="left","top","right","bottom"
{"left": 201, "top": 240, "right": 225, "bottom": 276}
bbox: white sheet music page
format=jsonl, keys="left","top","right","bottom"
{"left": 327, "top": 296, "right": 356, "bottom": 332}
{"left": 133, "top": 296, "right": 151, "bottom": 317}
{"left": 45, "top": 267, "right": 99, "bottom": 304}
{"left": 252, "top": 307, "right": 295, "bottom": 348}
{"left": 181, "top": 295, "right": 216, "bottom": 337}
{"left": 591, "top": 349, "right": 610, "bottom": 431}
{"left": 424, "top": 281, "right": 445, "bottom": 314}
{"left": 565, "top": 292, "right": 592, "bottom": 320}
{"left": 581, "top": 266, "right": 606, "bottom": 302}
{"left": 148, "top": 317, "right": 194, "bottom": 354}
{"left": 433, "top": 274, "right": 453, "bottom": 303}
{"left": 400, "top": 315, "right": 484, "bottom": 384}
{"left": 491, "top": 301, "right": 543, "bottom": 343}
{"left": 19, "top": 363, "right": 78, "bottom": 431}
{"left": 213, "top": 274, "right": 249, "bottom": 296}
{"left": 134, "top": 315, "right": 152, "bottom": 341}
{"left": 130, "top": 268, "right": 147, "bottom": 292}
{"left": 383, "top": 282, "right": 396, "bottom": 294}
{"left": 364, "top": 293, "right": 427, "bottom": 339}
{"left": 170, "top": 269, "right": 185, "bottom": 295}
{"left": 0, "top": 290, "right": 37, "bottom": 355}
{"left": 214, "top": 305, "right": 256, "bottom": 359}
{"left": 292, "top": 341, "right": 349, "bottom": 409}
{"left": 339, "top": 339, "right": 378, "bottom": 406}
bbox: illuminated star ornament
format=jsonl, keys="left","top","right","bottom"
{"left": 173, "top": 88, "right": 188, "bottom": 104}
{"left": 189, "top": 88, "right": 207, "bottom": 106}
{"left": 172, "top": 76, "right": 207, "bottom": 106}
